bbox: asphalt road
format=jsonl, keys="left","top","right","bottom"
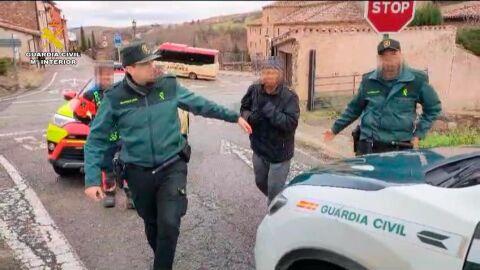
{"left": 0, "top": 56, "right": 327, "bottom": 270}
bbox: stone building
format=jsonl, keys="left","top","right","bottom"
{"left": 0, "top": 1, "right": 69, "bottom": 63}
{"left": 247, "top": 1, "right": 480, "bottom": 113}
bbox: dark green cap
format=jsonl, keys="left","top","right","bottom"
{"left": 120, "top": 41, "right": 160, "bottom": 67}
{"left": 377, "top": 38, "right": 401, "bottom": 55}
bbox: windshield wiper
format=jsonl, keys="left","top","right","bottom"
{"left": 450, "top": 163, "right": 480, "bottom": 188}
{"left": 442, "top": 162, "right": 480, "bottom": 188}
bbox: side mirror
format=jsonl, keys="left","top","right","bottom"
{"left": 63, "top": 90, "right": 77, "bottom": 101}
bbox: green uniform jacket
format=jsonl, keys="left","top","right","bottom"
{"left": 331, "top": 65, "right": 442, "bottom": 143}
{"left": 84, "top": 74, "right": 239, "bottom": 187}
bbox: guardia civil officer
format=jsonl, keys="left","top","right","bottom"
{"left": 83, "top": 41, "right": 252, "bottom": 270}
{"left": 324, "top": 38, "right": 442, "bottom": 155}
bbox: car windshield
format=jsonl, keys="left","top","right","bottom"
{"left": 79, "top": 73, "right": 125, "bottom": 96}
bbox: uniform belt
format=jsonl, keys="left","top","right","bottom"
{"left": 368, "top": 140, "right": 412, "bottom": 149}
{"left": 126, "top": 154, "right": 181, "bottom": 174}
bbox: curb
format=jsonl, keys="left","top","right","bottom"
{"left": 219, "top": 71, "right": 256, "bottom": 78}
{"left": 295, "top": 131, "right": 350, "bottom": 159}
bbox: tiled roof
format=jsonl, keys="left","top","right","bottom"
{"left": 246, "top": 19, "right": 262, "bottom": 26}
{"left": 275, "top": 1, "right": 363, "bottom": 25}
{"left": 443, "top": 3, "right": 480, "bottom": 19}
{"left": 264, "top": 1, "right": 329, "bottom": 9}
{"left": 272, "top": 25, "right": 456, "bottom": 46}
{"left": 0, "top": 19, "right": 41, "bottom": 36}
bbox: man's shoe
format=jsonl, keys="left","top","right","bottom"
{"left": 126, "top": 197, "right": 135, "bottom": 209}
{"left": 103, "top": 193, "right": 116, "bottom": 208}
{"left": 124, "top": 187, "right": 135, "bottom": 209}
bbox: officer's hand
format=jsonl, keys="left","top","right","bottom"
{"left": 238, "top": 117, "right": 252, "bottom": 135}
{"left": 410, "top": 137, "right": 420, "bottom": 150}
{"left": 323, "top": 129, "right": 336, "bottom": 143}
{"left": 84, "top": 186, "right": 105, "bottom": 201}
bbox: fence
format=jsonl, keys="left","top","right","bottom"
{"left": 307, "top": 49, "right": 428, "bottom": 113}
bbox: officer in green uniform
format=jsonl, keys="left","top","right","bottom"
{"left": 324, "top": 38, "right": 442, "bottom": 155}
{"left": 83, "top": 41, "right": 252, "bottom": 270}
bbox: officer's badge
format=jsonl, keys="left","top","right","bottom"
{"left": 141, "top": 44, "right": 150, "bottom": 54}
{"left": 383, "top": 40, "right": 391, "bottom": 48}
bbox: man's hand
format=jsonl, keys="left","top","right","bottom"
{"left": 238, "top": 117, "right": 252, "bottom": 134}
{"left": 410, "top": 137, "right": 420, "bottom": 150}
{"left": 84, "top": 186, "right": 105, "bottom": 201}
{"left": 323, "top": 129, "right": 336, "bottom": 143}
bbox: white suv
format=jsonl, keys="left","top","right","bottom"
{"left": 255, "top": 148, "right": 480, "bottom": 270}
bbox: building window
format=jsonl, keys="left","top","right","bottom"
{"left": 267, "top": 16, "right": 269, "bottom": 23}
{"left": 254, "top": 42, "right": 256, "bottom": 49}
{"left": 266, "top": 28, "right": 269, "bottom": 35}
{"left": 260, "top": 28, "right": 262, "bottom": 35}
{"left": 250, "top": 41, "right": 252, "bottom": 48}
{"left": 278, "top": 28, "right": 280, "bottom": 36}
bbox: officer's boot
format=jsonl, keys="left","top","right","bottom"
{"left": 123, "top": 179, "right": 135, "bottom": 210}
{"left": 102, "top": 171, "right": 116, "bottom": 208}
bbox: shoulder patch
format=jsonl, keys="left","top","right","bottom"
{"left": 362, "top": 69, "right": 376, "bottom": 80}
{"left": 410, "top": 69, "right": 429, "bottom": 83}
{"left": 162, "top": 73, "right": 176, "bottom": 79}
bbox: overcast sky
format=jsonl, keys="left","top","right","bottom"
{"left": 55, "top": 1, "right": 271, "bottom": 29}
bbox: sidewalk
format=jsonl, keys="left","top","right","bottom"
{"left": 218, "top": 70, "right": 256, "bottom": 78}
{"left": 295, "top": 119, "right": 356, "bottom": 159}
{"left": 0, "top": 240, "right": 22, "bottom": 270}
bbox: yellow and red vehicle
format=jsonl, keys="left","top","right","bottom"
{"left": 46, "top": 70, "right": 189, "bottom": 176}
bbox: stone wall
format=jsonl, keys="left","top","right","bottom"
{"left": 281, "top": 25, "right": 478, "bottom": 114}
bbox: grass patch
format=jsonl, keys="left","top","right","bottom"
{"left": 456, "top": 27, "right": 480, "bottom": 56}
{"left": 420, "top": 128, "right": 480, "bottom": 148}
{"left": 301, "top": 110, "right": 339, "bottom": 123}
{"left": 409, "top": 3, "right": 443, "bottom": 26}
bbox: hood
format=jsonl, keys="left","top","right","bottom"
{"left": 289, "top": 149, "right": 447, "bottom": 187}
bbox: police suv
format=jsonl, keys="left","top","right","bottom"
{"left": 255, "top": 148, "right": 480, "bottom": 270}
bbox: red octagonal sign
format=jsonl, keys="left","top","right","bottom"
{"left": 365, "top": 1, "right": 416, "bottom": 33}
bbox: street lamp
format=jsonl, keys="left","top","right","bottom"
{"left": 132, "top": 19, "right": 137, "bottom": 40}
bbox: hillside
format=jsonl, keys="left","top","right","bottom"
{"left": 69, "top": 11, "right": 262, "bottom": 62}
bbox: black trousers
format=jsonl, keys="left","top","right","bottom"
{"left": 125, "top": 159, "right": 188, "bottom": 270}
{"left": 357, "top": 140, "right": 412, "bottom": 156}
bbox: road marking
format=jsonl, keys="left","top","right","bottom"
{"left": 220, "top": 139, "right": 310, "bottom": 181}
{"left": 11, "top": 98, "right": 63, "bottom": 105}
{"left": 0, "top": 130, "right": 45, "bottom": 138}
{"left": 0, "top": 72, "right": 58, "bottom": 102}
{"left": 0, "top": 155, "right": 86, "bottom": 269}
{"left": 14, "top": 136, "right": 46, "bottom": 151}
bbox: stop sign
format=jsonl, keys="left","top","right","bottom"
{"left": 365, "top": 1, "right": 416, "bottom": 33}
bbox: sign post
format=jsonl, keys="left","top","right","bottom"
{"left": 114, "top": 33, "right": 122, "bottom": 61}
{"left": 364, "top": 1, "right": 416, "bottom": 38}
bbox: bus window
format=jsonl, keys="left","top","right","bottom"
{"left": 155, "top": 43, "right": 219, "bottom": 80}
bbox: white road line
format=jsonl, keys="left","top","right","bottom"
{"left": 0, "top": 72, "right": 58, "bottom": 102}
{"left": 220, "top": 139, "right": 310, "bottom": 180}
{"left": 11, "top": 98, "right": 63, "bottom": 105}
{"left": 0, "top": 130, "right": 45, "bottom": 138}
{"left": 0, "top": 155, "right": 86, "bottom": 269}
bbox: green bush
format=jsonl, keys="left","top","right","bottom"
{"left": 456, "top": 28, "right": 480, "bottom": 56}
{"left": 409, "top": 3, "right": 443, "bottom": 26}
{"left": 420, "top": 128, "right": 480, "bottom": 148}
{"left": 0, "top": 57, "right": 10, "bottom": 75}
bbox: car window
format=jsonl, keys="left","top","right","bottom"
{"left": 79, "top": 80, "right": 94, "bottom": 96}
{"left": 78, "top": 74, "right": 125, "bottom": 97}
